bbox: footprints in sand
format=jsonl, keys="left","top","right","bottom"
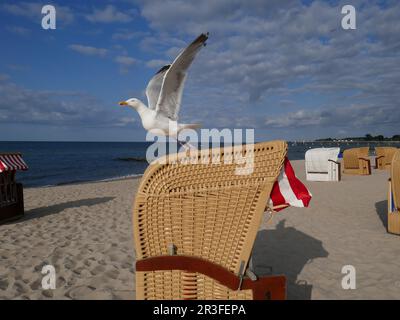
{"left": 0, "top": 179, "right": 138, "bottom": 299}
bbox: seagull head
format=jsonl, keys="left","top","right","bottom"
{"left": 119, "top": 98, "right": 143, "bottom": 110}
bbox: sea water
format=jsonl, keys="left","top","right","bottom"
{"left": 0, "top": 141, "right": 397, "bottom": 187}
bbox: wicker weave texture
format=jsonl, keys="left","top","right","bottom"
{"left": 343, "top": 147, "right": 371, "bottom": 175}
{"left": 133, "top": 141, "right": 287, "bottom": 300}
{"left": 376, "top": 147, "right": 398, "bottom": 169}
{"left": 136, "top": 271, "right": 253, "bottom": 300}
{"left": 392, "top": 150, "right": 400, "bottom": 210}
{"left": 343, "top": 147, "right": 369, "bottom": 169}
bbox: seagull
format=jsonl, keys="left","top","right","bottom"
{"left": 119, "top": 33, "right": 209, "bottom": 148}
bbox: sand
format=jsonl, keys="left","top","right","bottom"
{"left": 1, "top": 160, "right": 399, "bottom": 300}
{"left": 0, "top": 179, "right": 139, "bottom": 300}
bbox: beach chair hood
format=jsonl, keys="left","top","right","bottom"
{"left": 0, "top": 153, "right": 28, "bottom": 172}
{"left": 305, "top": 148, "right": 340, "bottom": 173}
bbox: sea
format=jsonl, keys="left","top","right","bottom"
{"left": 1, "top": 141, "right": 398, "bottom": 188}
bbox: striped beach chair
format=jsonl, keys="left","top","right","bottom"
{"left": 388, "top": 150, "right": 400, "bottom": 235}
{"left": 133, "top": 141, "right": 311, "bottom": 300}
{"left": 0, "top": 153, "right": 28, "bottom": 223}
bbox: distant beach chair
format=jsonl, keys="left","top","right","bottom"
{"left": 133, "top": 141, "right": 289, "bottom": 300}
{"left": 342, "top": 147, "right": 371, "bottom": 175}
{"left": 0, "top": 153, "right": 28, "bottom": 223}
{"left": 305, "top": 148, "right": 341, "bottom": 182}
{"left": 388, "top": 150, "right": 400, "bottom": 235}
{"left": 375, "top": 147, "right": 397, "bottom": 170}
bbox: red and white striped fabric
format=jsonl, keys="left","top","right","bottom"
{"left": 269, "top": 157, "right": 312, "bottom": 211}
{"left": 0, "top": 154, "right": 28, "bottom": 173}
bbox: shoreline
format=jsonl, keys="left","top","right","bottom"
{"left": 24, "top": 174, "right": 144, "bottom": 190}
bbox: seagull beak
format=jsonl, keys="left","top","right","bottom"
{"left": 119, "top": 101, "right": 128, "bottom": 106}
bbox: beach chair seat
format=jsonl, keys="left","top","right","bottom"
{"left": 305, "top": 148, "right": 341, "bottom": 182}
{"left": 133, "top": 141, "right": 288, "bottom": 300}
{"left": 375, "top": 147, "right": 398, "bottom": 170}
{"left": 388, "top": 150, "right": 400, "bottom": 235}
{"left": 342, "top": 147, "right": 371, "bottom": 175}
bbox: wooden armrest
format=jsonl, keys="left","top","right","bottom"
{"left": 328, "top": 159, "right": 340, "bottom": 164}
{"left": 358, "top": 157, "right": 370, "bottom": 162}
{"left": 136, "top": 255, "right": 286, "bottom": 300}
{"left": 375, "top": 156, "right": 384, "bottom": 168}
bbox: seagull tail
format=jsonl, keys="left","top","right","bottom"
{"left": 180, "top": 123, "right": 201, "bottom": 131}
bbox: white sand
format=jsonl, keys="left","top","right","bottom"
{"left": 0, "top": 179, "right": 139, "bottom": 300}
{"left": 1, "top": 160, "right": 399, "bottom": 300}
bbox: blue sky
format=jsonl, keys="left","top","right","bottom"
{"left": 0, "top": 0, "right": 399, "bottom": 141}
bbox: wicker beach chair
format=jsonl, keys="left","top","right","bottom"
{"left": 375, "top": 147, "right": 397, "bottom": 170}
{"left": 388, "top": 150, "right": 400, "bottom": 235}
{"left": 133, "top": 141, "right": 287, "bottom": 300}
{"left": 342, "top": 147, "right": 371, "bottom": 175}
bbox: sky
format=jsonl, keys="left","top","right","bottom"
{"left": 0, "top": 0, "right": 399, "bottom": 142}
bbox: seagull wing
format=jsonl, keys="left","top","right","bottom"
{"left": 155, "top": 33, "right": 208, "bottom": 121}
{"left": 145, "top": 65, "right": 170, "bottom": 110}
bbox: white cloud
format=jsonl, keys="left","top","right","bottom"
{"left": 115, "top": 55, "right": 138, "bottom": 73}
{"left": 146, "top": 59, "right": 170, "bottom": 68}
{"left": 264, "top": 104, "right": 400, "bottom": 132}
{"left": 112, "top": 30, "right": 149, "bottom": 40}
{"left": 86, "top": 5, "right": 133, "bottom": 23}
{"left": 5, "top": 25, "right": 31, "bottom": 36}
{"left": 115, "top": 55, "right": 137, "bottom": 66}
{"left": 0, "top": 75, "right": 134, "bottom": 128}
{"left": 1, "top": 2, "right": 74, "bottom": 25}
{"left": 69, "top": 44, "right": 108, "bottom": 57}
{"left": 133, "top": 0, "right": 400, "bottom": 137}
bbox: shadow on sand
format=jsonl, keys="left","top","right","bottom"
{"left": 375, "top": 200, "right": 387, "bottom": 231}
{"left": 18, "top": 197, "right": 115, "bottom": 222}
{"left": 252, "top": 219, "right": 328, "bottom": 300}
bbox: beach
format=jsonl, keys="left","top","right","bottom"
{"left": 1, "top": 160, "right": 399, "bottom": 300}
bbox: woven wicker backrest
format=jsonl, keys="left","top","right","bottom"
{"left": 358, "top": 147, "right": 370, "bottom": 158}
{"left": 384, "top": 147, "right": 398, "bottom": 166}
{"left": 392, "top": 150, "right": 400, "bottom": 210}
{"left": 375, "top": 147, "right": 385, "bottom": 159}
{"left": 133, "top": 140, "right": 287, "bottom": 275}
{"left": 343, "top": 147, "right": 369, "bottom": 169}
{"left": 343, "top": 148, "right": 360, "bottom": 169}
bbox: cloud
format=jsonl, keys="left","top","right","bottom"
{"left": 264, "top": 104, "right": 400, "bottom": 134}
{"left": 5, "top": 25, "right": 31, "bottom": 36}
{"left": 1, "top": 2, "right": 74, "bottom": 25}
{"left": 6, "top": 64, "right": 30, "bottom": 71}
{"left": 112, "top": 30, "right": 149, "bottom": 40}
{"left": 116, "top": 116, "right": 136, "bottom": 126}
{"left": 0, "top": 75, "right": 134, "bottom": 128}
{"left": 69, "top": 44, "right": 108, "bottom": 57}
{"left": 86, "top": 5, "right": 133, "bottom": 23}
{"left": 115, "top": 55, "right": 137, "bottom": 66}
{"left": 0, "top": 73, "right": 9, "bottom": 81}
{"left": 146, "top": 59, "right": 170, "bottom": 69}
{"left": 133, "top": 0, "right": 400, "bottom": 137}
{"left": 115, "top": 55, "right": 138, "bottom": 73}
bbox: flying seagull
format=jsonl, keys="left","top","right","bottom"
{"left": 119, "top": 33, "right": 209, "bottom": 146}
